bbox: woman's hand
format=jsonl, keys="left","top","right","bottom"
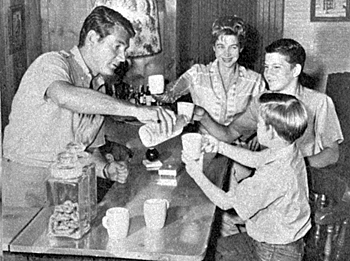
{"left": 152, "top": 93, "right": 172, "bottom": 103}
{"left": 192, "top": 106, "right": 207, "bottom": 122}
{"left": 202, "top": 134, "right": 220, "bottom": 153}
{"left": 105, "top": 161, "right": 129, "bottom": 183}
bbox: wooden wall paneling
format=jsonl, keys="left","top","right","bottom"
{"left": 198, "top": 0, "right": 203, "bottom": 63}
{"left": 275, "top": 0, "right": 284, "bottom": 41}
{"left": 161, "top": 0, "right": 177, "bottom": 81}
{"left": 41, "top": 0, "right": 94, "bottom": 52}
{"left": 176, "top": 0, "right": 192, "bottom": 76}
{"left": 191, "top": 0, "right": 200, "bottom": 64}
{"left": 0, "top": 0, "right": 5, "bottom": 151}
{"left": 25, "top": 0, "right": 41, "bottom": 65}
{"left": 1, "top": 0, "right": 42, "bottom": 145}
{"left": 254, "top": 0, "right": 284, "bottom": 72}
{"left": 2, "top": 0, "right": 26, "bottom": 131}
{"left": 208, "top": 0, "right": 219, "bottom": 62}
{"left": 200, "top": 0, "right": 212, "bottom": 64}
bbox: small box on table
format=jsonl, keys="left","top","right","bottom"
{"left": 157, "top": 162, "right": 181, "bottom": 186}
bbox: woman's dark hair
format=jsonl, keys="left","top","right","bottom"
{"left": 265, "top": 38, "right": 306, "bottom": 71}
{"left": 211, "top": 16, "right": 246, "bottom": 48}
{"left": 78, "top": 6, "right": 135, "bottom": 48}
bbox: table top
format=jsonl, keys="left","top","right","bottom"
{"left": 7, "top": 136, "right": 229, "bottom": 260}
{"left": 2, "top": 206, "right": 42, "bottom": 251}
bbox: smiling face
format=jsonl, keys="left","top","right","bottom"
{"left": 88, "top": 25, "right": 131, "bottom": 76}
{"left": 213, "top": 35, "right": 242, "bottom": 69}
{"left": 263, "top": 52, "right": 301, "bottom": 94}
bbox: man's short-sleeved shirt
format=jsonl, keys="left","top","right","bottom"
{"left": 161, "top": 60, "right": 266, "bottom": 126}
{"left": 3, "top": 46, "right": 105, "bottom": 167}
{"left": 229, "top": 144, "right": 311, "bottom": 244}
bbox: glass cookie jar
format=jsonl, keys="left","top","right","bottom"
{"left": 47, "top": 150, "right": 93, "bottom": 239}
{"left": 66, "top": 142, "right": 97, "bottom": 220}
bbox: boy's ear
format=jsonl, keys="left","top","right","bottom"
{"left": 292, "top": 64, "right": 302, "bottom": 78}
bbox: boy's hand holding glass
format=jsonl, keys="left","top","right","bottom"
{"left": 202, "top": 134, "right": 220, "bottom": 153}
{"left": 181, "top": 151, "right": 204, "bottom": 180}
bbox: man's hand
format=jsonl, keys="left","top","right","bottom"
{"left": 105, "top": 161, "right": 129, "bottom": 183}
{"left": 136, "top": 106, "right": 176, "bottom": 137}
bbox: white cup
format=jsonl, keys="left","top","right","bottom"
{"left": 177, "top": 102, "right": 195, "bottom": 122}
{"left": 143, "top": 198, "right": 169, "bottom": 230}
{"left": 148, "top": 74, "right": 165, "bottom": 94}
{"left": 181, "top": 133, "right": 202, "bottom": 160}
{"left": 102, "top": 207, "right": 130, "bottom": 240}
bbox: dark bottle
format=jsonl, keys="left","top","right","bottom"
{"left": 139, "top": 85, "right": 145, "bottom": 105}
{"left": 145, "top": 147, "right": 159, "bottom": 162}
{"left": 145, "top": 85, "right": 152, "bottom": 106}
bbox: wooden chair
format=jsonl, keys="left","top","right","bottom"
{"left": 304, "top": 177, "right": 350, "bottom": 261}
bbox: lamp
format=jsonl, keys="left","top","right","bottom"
{"left": 94, "top": 0, "right": 162, "bottom": 57}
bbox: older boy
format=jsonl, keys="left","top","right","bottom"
{"left": 182, "top": 93, "right": 311, "bottom": 261}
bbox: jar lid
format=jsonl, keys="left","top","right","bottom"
{"left": 50, "top": 151, "right": 82, "bottom": 179}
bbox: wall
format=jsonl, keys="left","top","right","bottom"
{"left": 284, "top": 0, "right": 350, "bottom": 92}
{"left": 0, "top": 0, "right": 41, "bottom": 132}
{"left": 41, "top": 0, "right": 177, "bottom": 85}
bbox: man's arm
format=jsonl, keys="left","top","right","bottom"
{"left": 306, "top": 141, "right": 339, "bottom": 168}
{"left": 47, "top": 80, "right": 176, "bottom": 135}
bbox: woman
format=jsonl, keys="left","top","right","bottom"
{"left": 156, "top": 16, "right": 266, "bottom": 129}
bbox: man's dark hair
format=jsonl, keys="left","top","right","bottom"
{"left": 78, "top": 6, "right": 135, "bottom": 48}
{"left": 265, "top": 38, "right": 306, "bottom": 71}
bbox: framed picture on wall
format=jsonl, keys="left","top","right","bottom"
{"left": 8, "top": 4, "right": 26, "bottom": 54}
{"left": 311, "top": 0, "right": 350, "bottom": 21}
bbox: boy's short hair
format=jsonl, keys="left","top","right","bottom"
{"left": 265, "top": 38, "right": 306, "bottom": 71}
{"left": 78, "top": 6, "right": 135, "bottom": 48}
{"left": 211, "top": 16, "right": 246, "bottom": 48}
{"left": 258, "top": 93, "right": 308, "bottom": 143}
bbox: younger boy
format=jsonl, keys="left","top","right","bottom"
{"left": 182, "top": 93, "right": 311, "bottom": 261}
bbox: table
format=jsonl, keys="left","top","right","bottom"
{"left": 2, "top": 206, "right": 42, "bottom": 252}
{"left": 4, "top": 136, "right": 229, "bottom": 261}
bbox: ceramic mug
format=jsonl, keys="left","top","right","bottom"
{"left": 143, "top": 198, "right": 169, "bottom": 230}
{"left": 181, "top": 133, "right": 202, "bottom": 160}
{"left": 148, "top": 74, "right": 165, "bottom": 94}
{"left": 102, "top": 207, "right": 130, "bottom": 240}
{"left": 177, "top": 102, "right": 195, "bottom": 122}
